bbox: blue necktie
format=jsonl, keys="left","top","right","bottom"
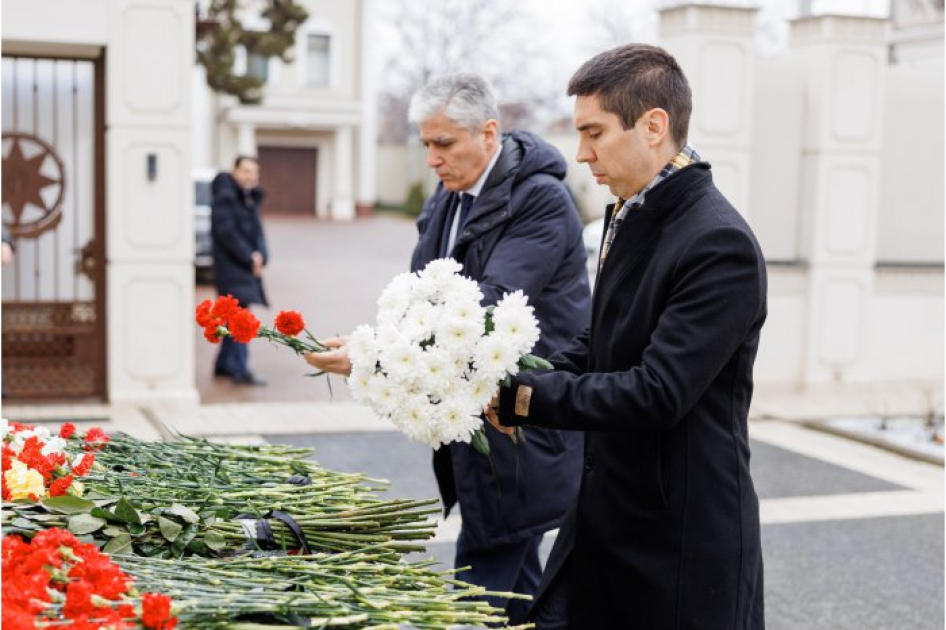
{"left": 458, "top": 193, "right": 474, "bottom": 232}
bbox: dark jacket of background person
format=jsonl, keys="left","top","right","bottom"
{"left": 410, "top": 130, "right": 592, "bottom": 549}
{"left": 499, "top": 164, "right": 767, "bottom": 628}
{"left": 211, "top": 172, "right": 268, "bottom": 307}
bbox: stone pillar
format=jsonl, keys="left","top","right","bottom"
{"left": 658, "top": 3, "right": 757, "bottom": 218}
{"left": 104, "top": 0, "right": 198, "bottom": 404}
{"left": 331, "top": 126, "right": 355, "bottom": 221}
{"left": 236, "top": 122, "right": 256, "bottom": 157}
{"left": 790, "top": 14, "right": 887, "bottom": 385}
{"left": 356, "top": 0, "right": 377, "bottom": 216}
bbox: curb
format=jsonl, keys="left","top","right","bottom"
{"left": 804, "top": 420, "right": 945, "bottom": 467}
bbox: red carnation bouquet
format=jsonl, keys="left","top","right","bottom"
{"left": 196, "top": 295, "right": 327, "bottom": 360}
{"left": 2, "top": 528, "right": 177, "bottom": 629}
{"left": 2, "top": 421, "right": 108, "bottom": 503}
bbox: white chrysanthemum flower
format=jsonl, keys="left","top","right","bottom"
{"left": 348, "top": 324, "right": 379, "bottom": 369}
{"left": 348, "top": 365, "right": 375, "bottom": 403}
{"left": 367, "top": 373, "right": 400, "bottom": 415}
{"left": 377, "top": 272, "right": 416, "bottom": 324}
{"left": 442, "top": 295, "right": 486, "bottom": 330}
{"left": 435, "top": 319, "right": 482, "bottom": 359}
{"left": 380, "top": 342, "right": 424, "bottom": 384}
{"left": 437, "top": 399, "right": 482, "bottom": 445}
{"left": 419, "top": 349, "right": 454, "bottom": 392}
{"left": 473, "top": 335, "right": 520, "bottom": 383}
{"left": 41, "top": 436, "right": 68, "bottom": 457}
{"left": 1, "top": 418, "right": 10, "bottom": 441}
{"left": 402, "top": 301, "right": 437, "bottom": 343}
{"left": 375, "top": 323, "right": 401, "bottom": 348}
{"left": 393, "top": 395, "right": 441, "bottom": 446}
{"left": 420, "top": 258, "right": 463, "bottom": 283}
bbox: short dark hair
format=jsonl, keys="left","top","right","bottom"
{"left": 567, "top": 44, "right": 692, "bottom": 147}
{"left": 234, "top": 155, "right": 258, "bottom": 169}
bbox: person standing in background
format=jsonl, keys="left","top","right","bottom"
{"left": 210, "top": 155, "right": 269, "bottom": 386}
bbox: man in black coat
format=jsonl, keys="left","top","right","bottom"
{"left": 306, "top": 73, "right": 591, "bottom": 624}
{"left": 210, "top": 155, "right": 269, "bottom": 386}
{"left": 487, "top": 44, "right": 767, "bottom": 629}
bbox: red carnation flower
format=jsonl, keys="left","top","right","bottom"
{"left": 64, "top": 580, "right": 95, "bottom": 618}
{"left": 210, "top": 295, "right": 240, "bottom": 324}
{"left": 275, "top": 310, "right": 305, "bottom": 336}
{"left": 228, "top": 309, "right": 261, "bottom": 344}
{"left": 49, "top": 475, "right": 74, "bottom": 497}
{"left": 72, "top": 454, "right": 94, "bottom": 477}
{"left": 203, "top": 325, "right": 222, "bottom": 344}
{"left": 59, "top": 423, "right": 76, "bottom": 439}
{"left": 142, "top": 592, "right": 177, "bottom": 630}
{"left": 195, "top": 299, "right": 215, "bottom": 327}
{"left": 83, "top": 427, "right": 109, "bottom": 450}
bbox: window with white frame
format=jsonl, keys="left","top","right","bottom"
{"left": 305, "top": 33, "right": 331, "bottom": 88}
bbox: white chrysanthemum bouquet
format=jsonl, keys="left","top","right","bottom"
{"left": 348, "top": 259, "right": 551, "bottom": 454}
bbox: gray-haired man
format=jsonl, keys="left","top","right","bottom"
{"left": 306, "top": 73, "right": 591, "bottom": 623}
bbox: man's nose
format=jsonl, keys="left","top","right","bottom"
{"left": 426, "top": 147, "right": 443, "bottom": 168}
{"left": 576, "top": 143, "right": 594, "bottom": 164}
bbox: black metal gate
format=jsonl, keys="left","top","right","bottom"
{"left": 1, "top": 55, "right": 106, "bottom": 401}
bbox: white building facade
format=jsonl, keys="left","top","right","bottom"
{"left": 193, "top": 0, "right": 377, "bottom": 220}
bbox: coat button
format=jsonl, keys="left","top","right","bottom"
{"left": 584, "top": 455, "right": 594, "bottom": 471}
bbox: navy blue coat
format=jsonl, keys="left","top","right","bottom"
{"left": 211, "top": 173, "right": 269, "bottom": 307}
{"left": 498, "top": 164, "right": 766, "bottom": 628}
{"left": 411, "top": 131, "right": 591, "bottom": 549}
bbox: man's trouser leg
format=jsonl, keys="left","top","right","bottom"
{"left": 455, "top": 527, "right": 543, "bottom": 626}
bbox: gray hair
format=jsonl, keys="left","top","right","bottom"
{"left": 408, "top": 73, "right": 501, "bottom": 133}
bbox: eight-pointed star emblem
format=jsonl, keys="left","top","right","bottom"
{"left": 2, "top": 133, "right": 66, "bottom": 238}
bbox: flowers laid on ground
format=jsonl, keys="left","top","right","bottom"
{"left": 2, "top": 527, "right": 177, "bottom": 629}
{"left": 1, "top": 421, "right": 524, "bottom": 628}
{"left": 2, "top": 420, "right": 106, "bottom": 502}
{"left": 347, "top": 258, "right": 551, "bottom": 453}
{"left": 196, "top": 296, "right": 328, "bottom": 358}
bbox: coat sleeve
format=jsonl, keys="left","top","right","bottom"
{"left": 548, "top": 327, "right": 591, "bottom": 375}
{"left": 477, "top": 178, "right": 579, "bottom": 307}
{"left": 211, "top": 190, "right": 256, "bottom": 268}
{"left": 498, "top": 225, "right": 766, "bottom": 433}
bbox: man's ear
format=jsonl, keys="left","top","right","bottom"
{"left": 643, "top": 108, "right": 670, "bottom": 147}
{"left": 482, "top": 119, "right": 499, "bottom": 146}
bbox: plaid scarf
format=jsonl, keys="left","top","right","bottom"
{"left": 598, "top": 144, "right": 701, "bottom": 267}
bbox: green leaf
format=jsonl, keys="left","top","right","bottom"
{"left": 67, "top": 513, "right": 107, "bottom": 535}
{"left": 158, "top": 516, "right": 183, "bottom": 542}
{"left": 10, "top": 517, "right": 41, "bottom": 531}
{"left": 113, "top": 498, "right": 141, "bottom": 524}
{"left": 41, "top": 496, "right": 95, "bottom": 515}
{"left": 471, "top": 429, "right": 490, "bottom": 456}
{"left": 171, "top": 524, "right": 198, "bottom": 557}
{"left": 102, "top": 533, "right": 133, "bottom": 555}
{"left": 166, "top": 504, "right": 199, "bottom": 524}
{"left": 203, "top": 529, "right": 228, "bottom": 551}
{"left": 103, "top": 526, "right": 127, "bottom": 538}
{"left": 128, "top": 523, "right": 146, "bottom": 537}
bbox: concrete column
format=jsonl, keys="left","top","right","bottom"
{"left": 236, "top": 122, "right": 256, "bottom": 157}
{"left": 331, "top": 125, "right": 355, "bottom": 221}
{"left": 658, "top": 3, "right": 757, "bottom": 218}
{"left": 790, "top": 14, "right": 887, "bottom": 386}
{"left": 356, "top": 0, "right": 377, "bottom": 216}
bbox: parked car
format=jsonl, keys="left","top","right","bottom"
{"left": 194, "top": 168, "right": 216, "bottom": 285}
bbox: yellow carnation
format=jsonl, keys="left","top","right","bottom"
{"left": 4, "top": 459, "right": 46, "bottom": 500}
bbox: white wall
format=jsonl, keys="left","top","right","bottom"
{"left": 4, "top": 0, "right": 199, "bottom": 404}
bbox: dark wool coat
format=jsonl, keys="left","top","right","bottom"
{"left": 498, "top": 164, "right": 767, "bottom": 628}
{"left": 211, "top": 173, "right": 269, "bottom": 307}
{"left": 411, "top": 130, "right": 592, "bottom": 548}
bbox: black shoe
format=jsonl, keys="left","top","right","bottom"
{"left": 231, "top": 372, "right": 267, "bottom": 386}
{"left": 214, "top": 368, "right": 234, "bottom": 378}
